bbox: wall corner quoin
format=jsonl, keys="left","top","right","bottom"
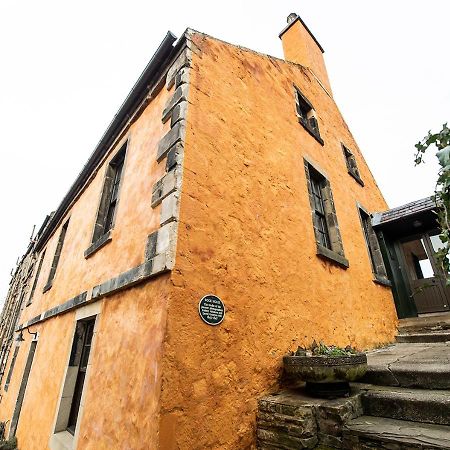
{"left": 147, "top": 42, "right": 193, "bottom": 277}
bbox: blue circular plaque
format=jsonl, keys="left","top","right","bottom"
{"left": 198, "top": 295, "right": 225, "bottom": 326}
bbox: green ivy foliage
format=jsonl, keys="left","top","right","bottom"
{"left": 415, "top": 123, "right": 450, "bottom": 281}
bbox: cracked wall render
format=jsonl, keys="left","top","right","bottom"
{"left": 159, "top": 33, "right": 397, "bottom": 449}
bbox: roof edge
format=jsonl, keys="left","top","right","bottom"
{"left": 35, "top": 31, "right": 179, "bottom": 252}
{"left": 372, "top": 196, "right": 436, "bottom": 228}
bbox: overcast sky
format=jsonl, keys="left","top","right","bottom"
{"left": 0, "top": 1, "right": 448, "bottom": 301}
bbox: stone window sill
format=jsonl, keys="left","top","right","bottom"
{"left": 298, "top": 118, "right": 324, "bottom": 146}
{"left": 373, "top": 274, "right": 392, "bottom": 287}
{"left": 84, "top": 231, "right": 112, "bottom": 259}
{"left": 316, "top": 244, "right": 349, "bottom": 269}
{"left": 50, "top": 430, "right": 74, "bottom": 450}
{"left": 43, "top": 281, "right": 53, "bottom": 294}
{"left": 348, "top": 170, "right": 364, "bottom": 187}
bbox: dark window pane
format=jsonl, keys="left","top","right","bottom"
{"left": 69, "top": 322, "right": 85, "bottom": 367}
{"left": 296, "top": 88, "right": 320, "bottom": 139}
{"left": 344, "top": 146, "right": 361, "bottom": 180}
{"left": 27, "top": 251, "right": 45, "bottom": 305}
{"left": 45, "top": 220, "right": 69, "bottom": 288}
{"left": 310, "top": 173, "right": 331, "bottom": 250}
{"left": 91, "top": 144, "right": 127, "bottom": 243}
{"left": 4, "top": 347, "right": 19, "bottom": 391}
{"left": 67, "top": 318, "right": 95, "bottom": 434}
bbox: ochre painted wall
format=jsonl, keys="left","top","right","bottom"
{"left": 19, "top": 83, "right": 172, "bottom": 327}
{"left": 0, "top": 79, "right": 175, "bottom": 448}
{"left": 158, "top": 33, "right": 398, "bottom": 449}
{"left": 1, "top": 278, "right": 170, "bottom": 450}
{"left": 0, "top": 314, "right": 74, "bottom": 449}
{"left": 76, "top": 279, "right": 170, "bottom": 450}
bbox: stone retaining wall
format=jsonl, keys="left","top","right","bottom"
{"left": 257, "top": 389, "right": 363, "bottom": 449}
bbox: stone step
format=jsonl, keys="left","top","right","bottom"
{"left": 363, "top": 343, "right": 450, "bottom": 389}
{"left": 399, "top": 313, "right": 450, "bottom": 334}
{"left": 396, "top": 331, "right": 450, "bottom": 343}
{"left": 343, "top": 416, "right": 450, "bottom": 449}
{"left": 363, "top": 364, "right": 450, "bottom": 389}
{"left": 356, "top": 384, "right": 450, "bottom": 426}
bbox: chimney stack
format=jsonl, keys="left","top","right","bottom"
{"left": 279, "top": 13, "right": 332, "bottom": 95}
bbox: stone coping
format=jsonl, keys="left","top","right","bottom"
{"left": 16, "top": 252, "right": 172, "bottom": 332}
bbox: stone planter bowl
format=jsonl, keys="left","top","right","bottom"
{"left": 283, "top": 353, "right": 367, "bottom": 384}
{"left": 283, "top": 353, "right": 367, "bottom": 398}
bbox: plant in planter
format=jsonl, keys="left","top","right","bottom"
{"left": 283, "top": 341, "right": 367, "bottom": 398}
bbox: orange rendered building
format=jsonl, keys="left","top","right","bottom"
{"left": 0, "top": 14, "right": 397, "bottom": 449}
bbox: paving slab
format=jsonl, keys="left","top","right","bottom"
{"left": 362, "top": 342, "right": 450, "bottom": 389}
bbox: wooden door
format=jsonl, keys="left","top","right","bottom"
{"left": 427, "top": 232, "right": 450, "bottom": 311}
{"left": 400, "top": 236, "right": 448, "bottom": 314}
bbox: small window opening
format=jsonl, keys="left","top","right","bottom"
{"left": 44, "top": 220, "right": 69, "bottom": 292}
{"left": 310, "top": 172, "right": 331, "bottom": 250}
{"left": 295, "top": 87, "right": 322, "bottom": 141}
{"left": 92, "top": 144, "right": 127, "bottom": 243}
{"left": 66, "top": 318, "right": 95, "bottom": 435}
{"left": 359, "top": 207, "right": 388, "bottom": 280}
{"left": 4, "top": 347, "right": 19, "bottom": 392}
{"left": 27, "top": 251, "right": 45, "bottom": 305}
{"left": 343, "top": 145, "right": 363, "bottom": 185}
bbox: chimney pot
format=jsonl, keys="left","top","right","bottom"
{"left": 287, "top": 13, "right": 298, "bottom": 24}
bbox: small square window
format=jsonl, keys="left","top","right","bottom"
{"left": 295, "top": 87, "right": 323, "bottom": 144}
{"left": 43, "top": 220, "right": 69, "bottom": 292}
{"left": 342, "top": 145, "right": 364, "bottom": 186}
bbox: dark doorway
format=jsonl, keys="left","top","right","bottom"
{"left": 400, "top": 233, "right": 449, "bottom": 314}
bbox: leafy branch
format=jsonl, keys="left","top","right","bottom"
{"left": 415, "top": 123, "right": 450, "bottom": 280}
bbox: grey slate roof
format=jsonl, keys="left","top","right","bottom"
{"left": 372, "top": 196, "right": 435, "bottom": 227}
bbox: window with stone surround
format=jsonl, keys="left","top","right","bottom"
{"left": 26, "top": 250, "right": 45, "bottom": 306}
{"left": 85, "top": 143, "right": 127, "bottom": 258}
{"left": 51, "top": 304, "right": 100, "bottom": 447}
{"left": 43, "top": 220, "right": 69, "bottom": 292}
{"left": 295, "top": 86, "right": 323, "bottom": 145}
{"left": 4, "top": 346, "right": 19, "bottom": 392}
{"left": 66, "top": 318, "right": 95, "bottom": 434}
{"left": 304, "top": 160, "right": 348, "bottom": 268}
{"left": 358, "top": 206, "right": 390, "bottom": 285}
{"left": 342, "top": 144, "right": 364, "bottom": 186}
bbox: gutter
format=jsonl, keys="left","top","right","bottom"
{"left": 35, "top": 31, "right": 178, "bottom": 252}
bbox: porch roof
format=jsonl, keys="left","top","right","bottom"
{"left": 372, "top": 196, "right": 437, "bottom": 237}
{"left": 373, "top": 196, "right": 435, "bottom": 227}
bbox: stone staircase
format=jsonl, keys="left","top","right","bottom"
{"left": 342, "top": 316, "right": 450, "bottom": 449}
{"left": 395, "top": 314, "right": 450, "bottom": 344}
{"left": 257, "top": 315, "right": 450, "bottom": 449}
